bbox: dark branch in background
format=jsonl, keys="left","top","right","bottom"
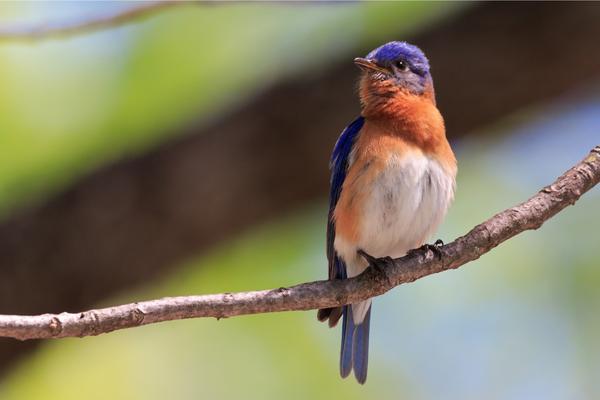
{"left": 1, "top": 2, "right": 600, "bottom": 373}
{"left": 0, "top": 1, "right": 180, "bottom": 41}
{"left": 0, "top": 0, "right": 349, "bottom": 42}
{"left": 1, "top": 146, "right": 598, "bottom": 341}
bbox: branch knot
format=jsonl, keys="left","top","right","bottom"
{"left": 49, "top": 317, "right": 62, "bottom": 337}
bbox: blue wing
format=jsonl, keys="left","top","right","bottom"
{"left": 318, "top": 116, "right": 364, "bottom": 325}
{"left": 319, "top": 116, "right": 370, "bottom": 383}
{"left": 327, "top": 116, "right": 364, "bottom": 281}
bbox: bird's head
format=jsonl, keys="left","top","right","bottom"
{"left": 355, "top": 41, "right": 435, "bottom": 115}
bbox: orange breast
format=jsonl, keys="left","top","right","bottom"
{"left": 333, "top": 123, "right": 412, "bottom": 243}
{"left": 333, "top": 98, "right": 456, "bottom": 244}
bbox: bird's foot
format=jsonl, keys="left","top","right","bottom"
{"left": 357, "top": 249, "right": 394, "bottom": 273}
{"left": 408, "top": 239, "right": 444, "bottom": 260}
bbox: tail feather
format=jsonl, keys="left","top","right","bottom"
{"left": 339, "top": 304, "right": 372, "bottom": 384}
{"left": 352, "top": 307, "right": 371, "bottom": 384}
{"left": 340, "top": 306, "right": 354, "bottom": 378}
{"left": 317, "top": 306, "right": 343, "bottom": 327}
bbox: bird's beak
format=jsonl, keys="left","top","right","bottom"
{"left": 354, "top": 57, "right": 388, "bottom": 74}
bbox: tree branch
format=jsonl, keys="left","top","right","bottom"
{"left": 1, "top": 145, "right": 598, "bottom": 340}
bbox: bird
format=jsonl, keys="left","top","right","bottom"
{"left": 317, "top": 41, "right": 457, "bottom": 384}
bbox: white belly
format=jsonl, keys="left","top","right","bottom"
{"left": 336, "top": 151, "right": 456, "bottom": 278}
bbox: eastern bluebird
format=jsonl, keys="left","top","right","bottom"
{"left": 317, "top": 41, "right": 457, "bottom": 384}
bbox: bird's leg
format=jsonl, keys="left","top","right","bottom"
{"left": 407, "top": 239, "right": 444, "bottom": 260}
{"left": 357, "top": 249, "right": 395, "bottom": 273}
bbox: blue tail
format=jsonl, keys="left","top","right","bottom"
{"left": 340, "top": 304, "right": 371, "bottom": 384}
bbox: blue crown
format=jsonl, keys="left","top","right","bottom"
{"left": 366, "top": 41, "right": 430, "bottom": 76}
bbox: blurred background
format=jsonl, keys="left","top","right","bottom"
{"left": 0, "top": 2, "right": 598, "bottom": 399}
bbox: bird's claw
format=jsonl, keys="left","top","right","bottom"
{"left": 357, "top": 249, "right": 394, "bottom": 273}
{"left": 408, "top": 239, "right": 445, "bottom": 260}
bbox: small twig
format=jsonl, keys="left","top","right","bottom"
{"left": 0, "top": 1, "right": 352, "bottom": 42}
{"left": 0, "top": 146, "right": 598, "bottom": 340}
{"left": 0, "top": 1, "right": 183, "bottom": 42}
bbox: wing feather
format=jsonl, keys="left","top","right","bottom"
{"left": 327, "top": 116, "right": 364, "bottom": 280}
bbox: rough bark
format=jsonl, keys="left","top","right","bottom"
{"left": 0, "top": 145, "right": 597, "bottom": 341}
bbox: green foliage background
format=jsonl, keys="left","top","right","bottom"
{"left": 0, "top": 3, "right": 598, "bottom": 399}
{"left": 0, "top": 2, "right": 451, "bottom": 216}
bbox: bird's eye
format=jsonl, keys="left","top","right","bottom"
{"left": 394, "top": 60, "right": 409, "bottom": 72}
